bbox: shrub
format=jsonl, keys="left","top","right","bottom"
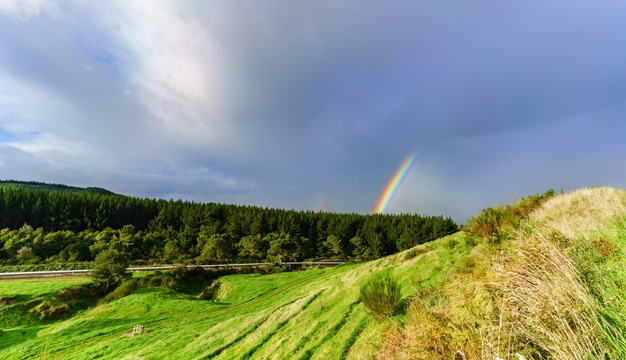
{"left": 465, "top": 190, "right": 556, "bottom": 241}
{"left": 360, "top": 272, "right": 403, "bottom": 320}
{"left": 403, "top": 247, "right": 427, "bottom": 260}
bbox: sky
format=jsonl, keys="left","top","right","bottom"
{"left": 1, "top": 0, "right": 626, "bottom": 221}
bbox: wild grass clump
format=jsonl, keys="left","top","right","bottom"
{"left": 500, "top": 234, "right": 606, "bottom": 359}
{"left": 403, "top": 247, "right": 427, "bottom": 260}
{"left": 360, "top": 272, "right": 402, "bottom": 320}
{"left": 377, "top": 188, "right": 626, "bottom": 360}
{"left": 491, "top": 188, "right": 626, "bottom": 360}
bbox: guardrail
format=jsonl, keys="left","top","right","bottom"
{"left": 0, "top": 261, "right": 346, "bottom": 280}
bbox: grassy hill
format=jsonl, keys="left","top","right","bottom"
{"left": 0, "top": 180, "right": 116, "bottom": 195}
{"left": 0, "top": 232, "right": 475, "bottom": 360}
{"left": 0, "top": 187, "right": 624, "bottom": 359}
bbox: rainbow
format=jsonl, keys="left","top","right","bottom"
{"left": 313, "top": 192, "right": 329, "bottom": 212}
{"left": 373, "top": 152, "right": 417, "bottom": 214}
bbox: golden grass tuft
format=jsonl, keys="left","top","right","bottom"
{"left": 499, "top": 232, "right": 606, "bottom": 359}
{"left": 378, "top": 187, "right": 626, "bottom": 360}
{"left": 531, "top": 187, "right": 626, "bottom": 240}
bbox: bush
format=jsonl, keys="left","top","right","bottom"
{"left": 403, "top": 247, "right": 427, "bottom": 260}
{"left": 465, "top": 190, "right": 556, "bottom": 241}
{"left": 360, "top": 272, "right": 403, "bottom": 320}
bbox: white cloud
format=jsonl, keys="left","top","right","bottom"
{"left": 0, "top": 0, "right": 60, "bottom": 21}
{"left": 93, "top": 1, "right": 230, "bottom": 149}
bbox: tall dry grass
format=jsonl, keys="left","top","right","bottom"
{"left": 495, "top": 187, "right": 626, "bottom": 359}
{"left": 377, "top": 187, "right": 626, "bottom": 360}
{"left": 499, "top": 233, "right": 606, "bottom": 359}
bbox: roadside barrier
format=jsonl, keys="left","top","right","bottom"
{"left": 0, "top": 261, "right": 346, "bottom": 280}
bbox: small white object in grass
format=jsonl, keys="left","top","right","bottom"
{"left": 516, "top": 354, "right": 527, "bottom": 360}
{"left": 132, "top": 325, "right": 144, "bottom": 335}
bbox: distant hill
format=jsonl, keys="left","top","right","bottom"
{"left": 0, "top": 180, "right": 116, "bottom": 195}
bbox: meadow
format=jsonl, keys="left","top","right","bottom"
{"left": 0, "top": 232, "right": 475, "bottom": 360}
{"left": 1, "top": 187, "right": 624, "bottom": 359}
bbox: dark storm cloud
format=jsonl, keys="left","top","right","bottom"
{"left": 1, "top": 0, "right": 626, "bottom": 220}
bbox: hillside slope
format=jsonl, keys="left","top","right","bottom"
{"left": 0, "top": 232, "right": 474, "bottom": 360}
{"left": 0, "top": 180, "right": 115, "bottom": 195}
{"left": 381, "top": 187, "right": 626, "bottom": 360}
{"left": 0, "top": 187, "right": 624, "bottom": 360}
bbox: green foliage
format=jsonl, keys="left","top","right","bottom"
{"left": 322, "top": 235, "right": 346, "bottom": 260}
{"left": 236, "top": 234, "right": 269, "bottom": 260}
{"left": 0, "top": 181, "right": 457, "bottom": 266}
{"left": 360, "top": 272, "right": 403, "bottom": 320}
{"left": 0, "top": 180, "right": 115, "bottom": 195}
{"left": 349, "top": 236, "right": 367, "bottom": 260}
{"left": 198, "top": 233, "right": 235, "bottom": 263}
{"left": 0, "top": 230, "right": 476, "bottom": 359}
{"left": 403, "top": 246, "right": 427, "bottom": 260}
{"left": 266, "top": 233, "right": 303, "bottom": 262}
{"left": 16, "top": 246, "right": 34, "bottom": 260}
{"left": 90, "top": 249, "right": 130, "bottom": 288}
{"left": 444, "top": 236, "right": 458, "bottom": 250}
{"left": 465, "top": 190, "right": 555, "bottom": 241}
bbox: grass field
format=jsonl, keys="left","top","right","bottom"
{"left": 0, "top": 232, "right": 475, "bottom": 360}
{"left": 2, "top": 187, "right": 624, "bottom": 360}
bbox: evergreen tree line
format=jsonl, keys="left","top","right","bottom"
{"left": 0, "top": 186, "right": 458, "bottom": 265}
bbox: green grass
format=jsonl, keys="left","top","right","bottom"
{"left": 4, "top": 188, "right": 621, "bottom": 360}
{"left": 571, "top": 216, "right": 626, "bottom": 358}
{"left": 0, "top": 233, "right": 475, "bottom": 360}
{"left": 0, "top": 277, "right": 90, "bottom": 298}
{"left": 378, "top": 187, "right": 626, "bottom": 360}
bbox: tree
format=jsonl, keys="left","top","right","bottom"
{"left": 349, "top": 236, "right": 367, "bottom": 261}
{"left": 322, "top": 235, "right": 346, "bottom": 260}
{"left": 16, "top": 246, "right": 34, "bottom": 260}
{"left": 90, "top": 249, "right": 130, "bottom": 288}
{"left": 366, "top": 233, "right": 385, "bottom": 260}
{"left": 199, "top": 233, "right": 234, "bottom": 263}
{"left": 237, "top": 234, "right": 269, "bottom": 261}
{"left": 266, "top": 233, "right": 301, "bottom": 263}
{"left": 19, "top": 223, "right": 34, "bottom": 235}
{"left": 66, "top": 242, "right": 91, "bottom": 262}
{"left": 396, "top": 230, "right": 418, "bottom": 251}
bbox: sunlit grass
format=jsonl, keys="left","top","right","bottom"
{"left": 0, "top": 234, "right": 474, "bottom": 360}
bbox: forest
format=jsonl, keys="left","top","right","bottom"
{"left": 0, "top": 182, "right": 458, "bottom": 267}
